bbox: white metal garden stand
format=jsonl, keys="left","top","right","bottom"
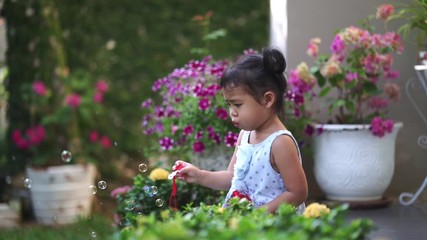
{"left": 399, "top": 65, "right": 427, "bottom": 206}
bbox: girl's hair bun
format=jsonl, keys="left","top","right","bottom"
{"left": 262, "top": 47, "right": 286, "bottom": 74}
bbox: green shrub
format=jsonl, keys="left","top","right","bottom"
{"left": 113, "top": 200, "right": 373, "bottom": 240}
{"left": 111, "top": 168, "right": 224, "bottom": 228}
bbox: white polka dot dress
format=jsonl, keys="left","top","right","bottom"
{"left": 223, "top": 130, "right": 305, "bottom": 214}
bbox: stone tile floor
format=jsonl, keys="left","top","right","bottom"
{"left": 347, "top": 201, "right": 427, "bottom": 240}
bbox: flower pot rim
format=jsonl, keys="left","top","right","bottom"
{"left": 313, "top": 122, "right": 403, "bottom": 130}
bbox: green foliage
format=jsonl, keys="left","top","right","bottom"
{"left": 391, "top": 0, "right": 427, "bottom": 49}
{"left": 112, "top": 170, "right": 224, "bottom": 228}
{"left": 0, "top": 214, "right": 113, "bottom": 240}
{"left": 113, "top": 200, "right": 373, "bottom": 240}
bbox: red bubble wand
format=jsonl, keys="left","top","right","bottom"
{"left": 168, "top": 163, "right": 184, "bottom": 210}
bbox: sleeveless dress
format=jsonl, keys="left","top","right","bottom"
{"left": 223, "top": 130, "right": 306, "bottom": 214}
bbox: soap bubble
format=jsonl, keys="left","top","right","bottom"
{"left": 138, "top": 163, "right": 147, "bottom": 172}
{"left": 143, "top": 186, "right": 158, "bottom": 197}
{"left": 155, "top": 199, "right": 164, "bottom": 207}
{"left": 98, "top": 180, "right": 107, "bottom": 190}
{"left": 88, "top": 185, "right": 97, "bottom": 194}
{"left": 24, "top": 178, "right": 32, "bottom": 188}
{"left": 61, "top": 150, "right": 72, "bottom": 162}
{"left": 91, "top": 231, "right": 97, "bottom": 238}
{"left": 125, "top": 200, "right": 135, "bottom": 211}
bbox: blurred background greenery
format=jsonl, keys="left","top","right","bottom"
{"left": 2, "top": 0, "right": 269, "bottom": 179}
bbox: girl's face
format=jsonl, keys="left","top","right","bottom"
{"left": 222, "top": 87, "right": 271, "bottom": 131}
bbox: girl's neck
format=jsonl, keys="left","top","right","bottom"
{"left": 250, "top": 116, "right": 285, "bottom": 144}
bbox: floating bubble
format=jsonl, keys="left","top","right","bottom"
{"left": 88, "top": 185, "right": 97, "bottom": 194}
{"left": 125, "top": 200, "right": 135, "bottom": 211}
{"left": 114, "top": 142, "right": 118, "bottom": 146}
{"left": 143, "top": 185, "right": 158, "bottom": 197}
{"left": 5, "top": 176, "right": 12, "bottom": 184}
{"left": 24, "top": 178, "right": 32, "bottom": 188}
{"left": 98, "top": 180, "right": 107, "bottom": 190}
{"left": 61, "top": 150, "right": 72, "bottom": 162}
{"left": 138, "top": 163, "right": 147, "bottom": 172}
{"left": 91, "top": 231, "right": 97, "bottom": 238}
{"left": 155, "top": 198, "right": 164, "bottom": 207}
{"left": 151, "top": 186, "right": 158, "bottom": 195}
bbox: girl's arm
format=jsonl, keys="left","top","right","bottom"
{"left": 175, "top": 130, "right": 244, "bottom": 190}
{"left": 263, "top": 134, "right": 308, "bottom": 213}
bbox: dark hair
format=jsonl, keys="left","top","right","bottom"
{"left": 220, "top": 47, "right": 287, "bottom": 113}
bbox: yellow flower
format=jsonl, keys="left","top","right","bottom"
{"left": 303, "top": 202, "right": 331, "bottom": 218}
{"left": 149, "top": 168, "right": 170, "bottom": 181}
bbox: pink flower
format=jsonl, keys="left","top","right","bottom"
{"left": 89, "top": 131, "right": 99, "bottom": 142}
{"left": 370, "top": 117, "right": 394, "bottom": 137}
{"left": 32, "top": 81, "right": 48, "bottom": 96}
{"left": 99, "top": 135, "right": 112, "bottom": 149}
{"left": 368, "top": 96, "right": 389, "bottom": 111}
{"left": 171, "top": 124, "right": 179, "bottom": 134}
{"left": 192, "top": 141, "right": 205, "bottom": 153}
{"left": 93, "top": 91, "right": 104, "bottom": 103}
{"left": 384, "top": 83, "right": 401, "bottom": 101}
{"left": 65, "top": 93, "right": 82, "bottom": 109}
{"left": 95, "top": 80, "right": 109, "bottom": 93}
{"left": 376, "top": 4, "right": 394, "bottom": 21}
{"left": 307, "top": 38, "right": 321, "bottom": 57}
{"left": 110, "top": 185, "right": 131, "bottom": 198}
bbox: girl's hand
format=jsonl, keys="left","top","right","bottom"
{"left": 173, "top": 160, "right": 202, "bottom": 184}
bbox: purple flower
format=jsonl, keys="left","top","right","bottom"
{"left": 141, "top": 99, "right": 152, "bottom": 108}
{"left": 159, "top": 137, "right": 174, "bottom": 150}
{"left": 215, "top": 108, "right": 228, "bottom": 120}
{"left": 193, "top": 141, "right": 205, "bottom": 153}
{"left": 330, "top": 34, "right": 346, "bottom": 55}
{"left": 183, "top": 125, "right": 194, "bottom": 135}
{"left": 224, "top": 131, "right": 238, "bottom": 147}
{"left": 198, "top": 98, "right": 210, "bottom": 110}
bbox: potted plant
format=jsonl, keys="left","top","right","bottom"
{"left": 390, "top": 0, "right": 427, "bottom": 63}
{"left": 11, "top": 69, "right": 116, "bottom": 225}
{"left": 8, "top": 2, "right": 116, "bottom": 225}
{"left": 140, "top": 53, "right": 247, "bottom": 170}
{"left": 286, "top": 4, "right": 404, "bottom": 202}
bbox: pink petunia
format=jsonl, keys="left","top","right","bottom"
{"left": 159, "top": 137, "right": 174, "bottom": 150}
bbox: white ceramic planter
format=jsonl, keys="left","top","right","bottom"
{"left": 191, "top": 146, "right": 233, "bottom": 171}
{"left": 313, "top": 122, "right": 403, "bottom": 201}
{"left": 27, "top": 164, "right": 96, "bottom": 225}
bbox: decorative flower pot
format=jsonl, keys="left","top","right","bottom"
{"left": 313, "top": 122, "right": 403, "bottom": 201}
{"left": 26, "top": 163, "right": 96, "bottom": 225}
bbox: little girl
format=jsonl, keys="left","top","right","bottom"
{"left": 173, "top": 47, "right": 307, "bottom": 213}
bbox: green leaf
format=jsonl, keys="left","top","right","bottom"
{"left": 203, "top": 29, "right": 227, "bottom": 41}
{"left": 318, "top": 86, "right": 332, "bottom": 98}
